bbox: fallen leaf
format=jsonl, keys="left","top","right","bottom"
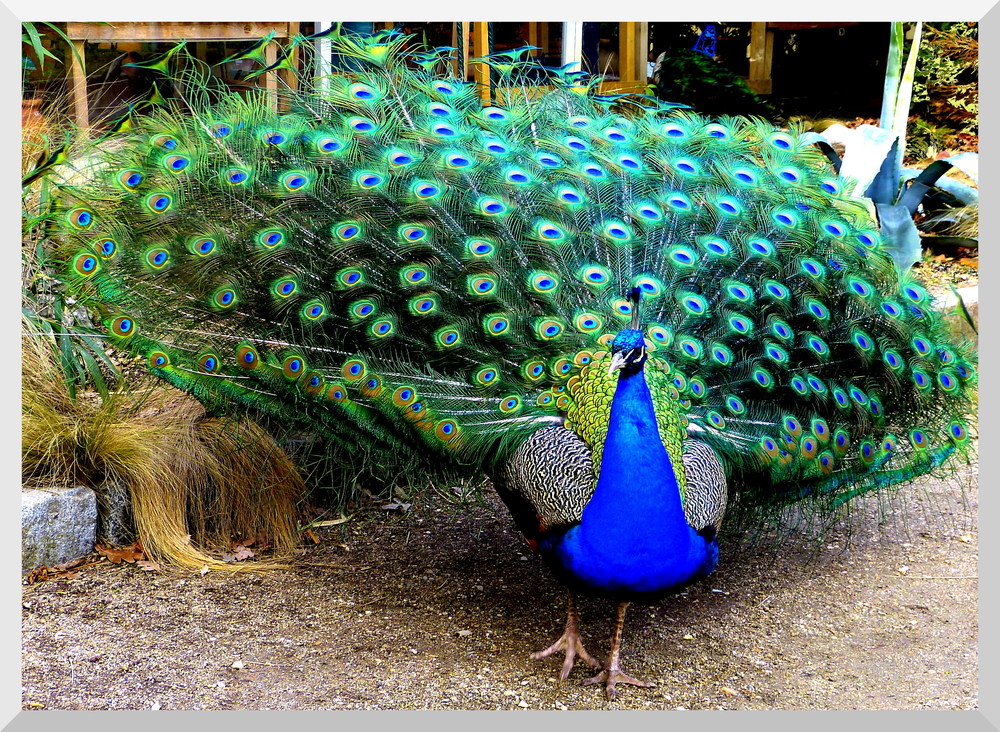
{"left": 137, "top": 560, "right": 160, "bottom": 572}
{"left": 23, "top": 561, "right": 95, "bottom": 585}
{"left": 199, "top": 565, "right": 210, "bottom": 576}
{"left": 51, "top": 556, "right": 89, "bottom": 571}
{"left": 720, "top": 687, "right": 739, "bottom": 697}
{"left": 222, "top": 545, "right": 256, "bottom": 563}
{"left": 23, "top": 567, "right": 50, "bottom": 585}
{"left": 96, "top": 542, "right": 145, "bottom": 564}
{"left": 236, "top": 533, "right": 271, "bottom": 549}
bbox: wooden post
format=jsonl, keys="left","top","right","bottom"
{"left": 527, "top": 22, "right": 538, "bottom": 56}
{"left": 63, "top": 22, "right": 298, "bottom": 126}
{"left": 282, "top": 44, "right": 299, "bottom": 95}
{"left": 69, "top": 40, "right": 88, "bottom": 129}
{"left": 638, "top": 22, "right": 649, "bottom": 81}
{"left": 263, "top": 41, "right": 278, "bottom": 109}
{"left": 472, "top": 22, "right": 491, "bottom": 103}
{"left": 620, "top": 22, "right": 636, "bottom": 82}
{"left": 538, "top": 22, "right": 550, "bottom": 56}
{"left": 748, "top": 21, "right": 774, "bottom": 95}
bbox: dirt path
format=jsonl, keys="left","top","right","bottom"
{"left": 21, "top": 456, "right": 977, "bottom": 711}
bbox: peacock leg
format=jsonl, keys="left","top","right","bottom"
{"left": 582, "top": 601, "right": 653, "bottom": 700}
{"left": 530, "top": 591, "right": 602, "bottom": 680}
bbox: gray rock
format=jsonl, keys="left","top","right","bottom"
{"left": 22, "top": 486, "right": 97, "bottom": 573}
{"left": 95, "top": 482, "right": 136, "bottom": 546}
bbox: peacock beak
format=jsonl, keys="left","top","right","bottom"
{"left": 608, "top": 351, "right": 628, "bottom": 375}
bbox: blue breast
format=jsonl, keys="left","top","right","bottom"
{"left": 540, "top": 364, "right": 719, "bottom": 598}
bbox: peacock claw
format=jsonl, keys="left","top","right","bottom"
{"left": 582, "top": 667, "right": 654, "bottom": 700}
{"left": 530, "top": 630, "right": 602, "bottom": 681}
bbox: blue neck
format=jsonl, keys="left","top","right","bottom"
{"left": 543, "top": 364, "right": 718, "bottom": 596}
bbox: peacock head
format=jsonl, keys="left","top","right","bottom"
{"left": 608, "top": 329, "right": 648, "bottom": 374}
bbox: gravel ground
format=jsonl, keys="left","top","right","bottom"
{"left": 21, "top": 448, "right": 978, "bottom": 712}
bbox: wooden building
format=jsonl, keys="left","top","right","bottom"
{"left": 29, "top": 21, "right": 891, "bottom": 129}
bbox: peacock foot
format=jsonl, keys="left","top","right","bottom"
{"left": 530, "top": 629, "right": 602, "bottom": 681}
{"left": 582, "top": 665, "right": 654, "bottom": 701}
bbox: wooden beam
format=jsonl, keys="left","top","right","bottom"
{"left": 768, "top": 22, "right": 862, "bottom": 30}
{"left": 62, "top": 22, "right": 299, "bottom": 125}
{"left": 65, "top": 21, "right": 294, "bottom": 42}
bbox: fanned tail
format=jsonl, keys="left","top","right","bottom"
{"left": 47, "top": 29, "right": 976, "bottom": 507}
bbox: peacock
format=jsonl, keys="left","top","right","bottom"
{"left": 36, "top": 27, "right": 976, "bottom": 699}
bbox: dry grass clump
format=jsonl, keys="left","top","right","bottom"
{"left": 22, "top": 319, "right": 305, "bottom": 570}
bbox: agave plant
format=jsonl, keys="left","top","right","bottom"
{"left": 800, "top": 22, "right": 978, "bottom": 271}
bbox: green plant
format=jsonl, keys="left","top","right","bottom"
{"left": 912, "top": 23, "right": 977, "bottom": 138}
{"left": 649, "top": 48, "right": 775, "bottom": 119}
{"left": 22, "top": 314, "right": 305, "bottom": 569}
{"left": 21, "top": 22, "right": 86, "bottom": 101}
{"left": 21, "top": 22, "right": 77, "bottom": 73}
{"left": 800, "top": 22, "right": 978, "bottom": 271}
{"left": 23, "top": 170, "right": 121, "bottom": 400}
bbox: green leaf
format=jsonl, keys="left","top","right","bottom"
{"left": 879, "top": 22, "right": 904, "bottom": 127}
{"left": 22, "top": 23, "right": 58, "bottom": 71}
{"left": 891, "top": 22, "right": 922, "bottom": 173}
{"left": 948, "top": 283, "right": 978, "bottom": 335}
